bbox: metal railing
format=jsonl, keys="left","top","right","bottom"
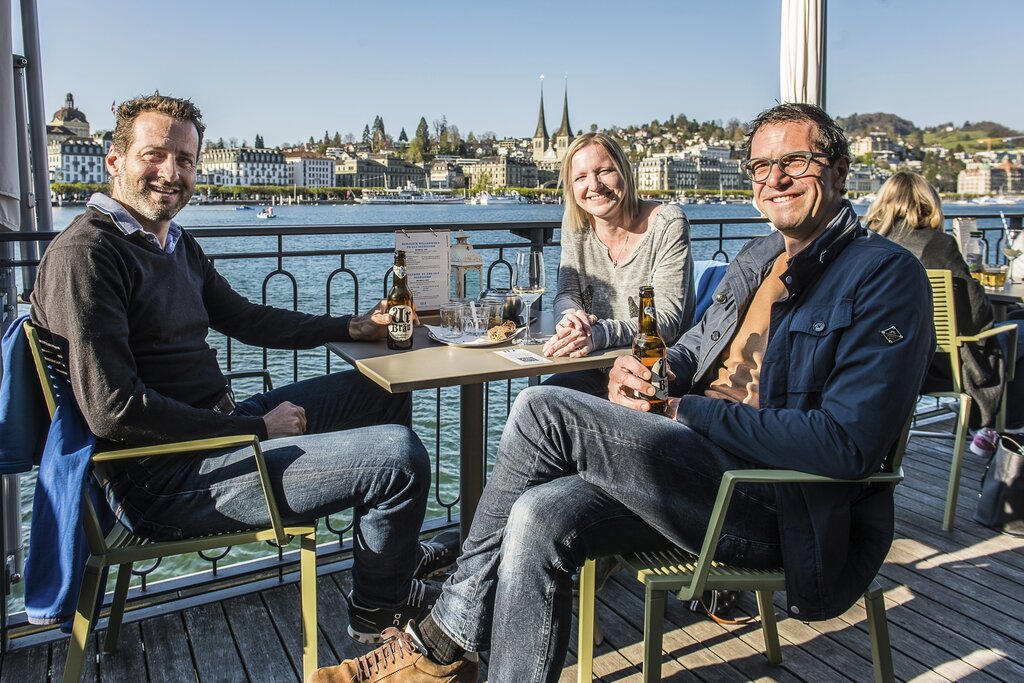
{"left": 1, "top": 209, "right": 1022, "bottom": 643}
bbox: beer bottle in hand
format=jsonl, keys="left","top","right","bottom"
{"left": 387, "top": 250, "right": 414, "bottom": 350}
{"left": 632, "top": 285, "right": 667, "bottom": 414}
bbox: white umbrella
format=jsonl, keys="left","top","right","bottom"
{"left": 780, "top": 0, "right": 827, "bottom": 108}
{"left": 1, "top": 0, "right": 21, "bottom": 233}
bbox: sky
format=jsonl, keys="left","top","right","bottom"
{"left": 12, "top": 0, "right": 1024, "bottom": 148}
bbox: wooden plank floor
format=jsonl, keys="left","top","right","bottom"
{"left": 2, "top": 429, "right": 1022, "bottom": 682}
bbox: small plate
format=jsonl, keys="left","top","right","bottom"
{"left": 425, "top": 325, "right": 524, "bottom": 348}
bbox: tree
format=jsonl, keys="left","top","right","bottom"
{"left": 398, "top": 127, "right": 408, "bottom": 142}
{"left": 228, "top": 137, "right": 239, "bottom": 148}
{"left": 362, "top": 125, "right": 372, "bottom": 146}
{"left": 415, "top": 117, "right": 430, "bottom": 151}
{"left": 254, "top": 133, "right": 264, "bottom": 148}
{"left": 307, "top": 135, "right": 315, "bottom": 147}
{"left": 332, "top": 131, "right": 342, "bottom": 146}
{"left": 371, "top": 115, "right": 387, "bottom": 152}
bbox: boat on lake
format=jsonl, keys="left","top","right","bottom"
{"left": 470, "top": 191, "right": 528, "bottom": 205}
{"left": 355, "top": 182, "right": 465, "bottom": 205}
{"left": 256, "top": 206, "right": 276, "bottom": 219}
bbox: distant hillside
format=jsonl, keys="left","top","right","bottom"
{"left": 836, "top": 113, "right": 917, "bottom": 138}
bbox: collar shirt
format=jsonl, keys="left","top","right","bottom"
{"left": 86, "top": 193, "right": 182, "bottom": 254}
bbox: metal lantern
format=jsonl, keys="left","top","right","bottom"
{"left": 450, "top": 229, "right": 483, "bottom": 300}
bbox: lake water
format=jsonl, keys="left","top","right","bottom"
{"left": 11, "top": 199, "right": 1018, "bottom": 606}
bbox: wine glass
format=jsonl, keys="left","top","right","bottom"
{"left": 1004, "top": 229, "right": 1021, "bottom": 285}
{"left": 512, "top": 251, "right": 546, "bottom": 345}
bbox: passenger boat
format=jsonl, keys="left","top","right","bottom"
{"left": 355, "top": 182, "right": 465, "bottom": 205}
{"left": 470, "top": 191, "right": 528, "bottom": 205}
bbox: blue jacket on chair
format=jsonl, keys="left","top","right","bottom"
{"left": 0, "top": 315, "right": 113, "bottom": 627}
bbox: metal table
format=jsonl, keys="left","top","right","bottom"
{"left": 327, "top": 313, "right": 630, "bottom": 539}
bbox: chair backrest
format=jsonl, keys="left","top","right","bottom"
{"left": 694, "top": 260, "right": 728, "bottom": 322}
{"left": 23, "top": 321, "right": 58, "bottom": 420}
{"left": 925, "top": 269, "right": 963, "bottom": 393}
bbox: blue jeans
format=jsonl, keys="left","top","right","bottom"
{"left": 999, "top": 312, "right": 1024, "bottom": 430}
{"left": 430, "top": 386, "right": 781, "bottom": 682}
{"left": 102, "top": 370, "right": 427, "bottom": 607}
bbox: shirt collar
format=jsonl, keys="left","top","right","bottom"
{"left": 87, "top": 193, "right": 182, "bottom": 254}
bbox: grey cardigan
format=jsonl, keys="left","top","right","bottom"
{"left": 553, "top": 203, "right": 695, "bottom": 349}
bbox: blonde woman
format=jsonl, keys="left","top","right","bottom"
{"left": 542, "top": 133, "right": 694, "bottom": 393}
{"left": 865, "top": 170, "right": 1024, "bottom": 455}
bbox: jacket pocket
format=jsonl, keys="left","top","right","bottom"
{"left": 788, "top": 300, "right": 853, "bottom": 392}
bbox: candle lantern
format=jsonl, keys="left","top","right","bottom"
{"left": 450, "top": 229, "right": 483, "bottom": 300}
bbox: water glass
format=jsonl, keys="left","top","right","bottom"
{"left": 439, "top": 303, "right": 463, "bottom": 340}
{"left": 463, "top": 302, "right": 487, "bottom": 338}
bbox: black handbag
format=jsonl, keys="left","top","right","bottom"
{"left": 973, "top": 434, "right": 1024, "bottom": 536}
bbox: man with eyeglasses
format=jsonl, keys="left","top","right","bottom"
{"left": 308, "top": 103, "right": 934, "bottom": 683}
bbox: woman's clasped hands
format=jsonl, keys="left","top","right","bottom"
{"left": 542, "top": 308, "right": 599, "bottom": 358}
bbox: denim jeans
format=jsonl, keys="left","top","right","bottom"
{"left": 540, "top": 368, "right": 609, "bottom": 396}
{"left": 430, "top": 386, "right": 781, "bottom": 682}
{"left": 102, "top": 369, "right": 428, "bottom": 607}
{"left": 999, "top": 312, "right": 1024, "bottom": 430}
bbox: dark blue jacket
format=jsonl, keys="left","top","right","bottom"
{"left": 669, "top": 203, "right": 933, "bottom": 620}
{"left": 0, "top": 316, "right": 113, "bottom": 627}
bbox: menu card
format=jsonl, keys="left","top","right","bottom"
{"left": 396, "top": 229, "right": 450, "bottom": 309}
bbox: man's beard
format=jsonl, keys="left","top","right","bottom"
{"left": 116, "top": 173, "right": 192, "bottom": 222}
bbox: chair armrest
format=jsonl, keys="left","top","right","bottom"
{"left": 92, "top": 434, "right": 261, "bottom": 462}
{"left": 92, "top": 434, "right": 287, "bottom": 545}
{"left": 958, "top": 323, "right": 1017, "bottom": 382}
{"left": 224, "top": 367, "right": 274, "bottom": 392}
{"left": 684, "top": 467, "right": 904, "bottom": 599}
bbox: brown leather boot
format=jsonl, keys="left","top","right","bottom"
{"left": 307, "top": 626, "right": 478, "bottom": 682}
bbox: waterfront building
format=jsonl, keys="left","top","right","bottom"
{"left": 283, "top": 151, "right": 335, "bottom": 188}
{"left": 531, "top": 88, "right": 550, "bottom": 163}
{"left": 635, "top": 153, "right": 749, "bottom": 193}
{"left": 847, "top": 164, "right": 891, "bottom": 193}
{"left": 47, "top": 137, "right": 106, "bottom": 184}
{"left": 429, "top": 160, "right": 465, "bottom": 190}
{"left": 851, "top": 132, "right": 895, "bottom": 157}
{"left": 334, "top": 157, "right": 426, "bottom": 189}
{"left": 551, "top": 87, "right": 574, "bottom": 161}
{"left": 957, "top": 159, "right": 1024, "bottom": 195}
{"left": 46, "top": 92, "right": 89, "bottom": 144}
{"left": 200, "top": 148, "right": 288, "bottom": 186}
{"left": 463, "top": 156, "right": 538, "bottom": 190}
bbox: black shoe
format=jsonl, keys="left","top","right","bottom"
{"left": 346, "top": 579, "right": 442, "bottom": 644}
{"left": 414, "top": 530, "right": 461, "bottom": 580}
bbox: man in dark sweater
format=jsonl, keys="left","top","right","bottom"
{"left": 30, "top": 94, "right": 456, "bottom": 641}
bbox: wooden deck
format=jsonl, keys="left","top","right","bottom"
{"left": 2, "top": 425, "right": 1023, "bottom": 682}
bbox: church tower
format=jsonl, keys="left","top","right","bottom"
{"left": 531, "top": 78, "right": 549, "bottom": 162}
{"left": 553, "top": 82, "right": 574, "bottom": 162}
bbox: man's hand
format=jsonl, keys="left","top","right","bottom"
{"left": 607, "top": 355, "right": 678, "bottom": 415}
{"left": 348, "top": 299, "right": 419, "bottom": 341}
{"left": 263, "top": 401, "right": 307, "bottom": 439}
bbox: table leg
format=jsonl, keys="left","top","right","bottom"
{"left": 459, "top": 383, "right": 485, "bottom": 541}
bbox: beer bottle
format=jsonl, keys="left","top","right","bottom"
{"left": 387, "top": 250, "right": 414, "bottom": 350}
{"left": 632, "top": 285, "right": 667, "bottom": 414}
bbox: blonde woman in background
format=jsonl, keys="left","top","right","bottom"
{"left": 865, "top": 170, "right": 1024, "bottom": 454}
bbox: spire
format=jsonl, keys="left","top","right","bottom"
{"left": 556, "top": 81, "right": 572, "bottom": 137}
{"left": 533, "top": 77, "right": 549, "bottom": 140}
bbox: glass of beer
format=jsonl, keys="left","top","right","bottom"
{"left": 980, "top": 266, "right": 1007, "bottom": 290}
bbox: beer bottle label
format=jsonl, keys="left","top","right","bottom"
{"left": 388, "top": 305, "right": 414, "bottom": 341}
{"left": 650, "top": 358, "right": 668, "bottom": 400}
{"left": 395, "top": 265, "right": 407, "bottom": 278}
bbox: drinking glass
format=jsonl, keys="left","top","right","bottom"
{"left": 1004, "top": 229, "right": 1021, "bottom": 284}
{"left": 439, "top": 303, "right": 463, "bottom": 340}
{"left": 512, "top": 251, "right": 546, "bottom": 345}
{"left": 463, "top": 301, "right": 487, "bottom": 338}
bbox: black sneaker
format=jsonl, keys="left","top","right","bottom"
{"left": 346, "top": 579, "right": 441, "bottom": 643}
{"left": 414, "top": 530, "right": 461, "bottom": 580}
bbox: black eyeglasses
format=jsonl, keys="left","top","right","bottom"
{"left": 743, "top": 151, "right": 833, "bottom": 183}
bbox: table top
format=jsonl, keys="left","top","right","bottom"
{"left": 327, "top": 312, "right": 631, "bottom": 393}
{"left": 987, "top": 282, "right": 1024, "bottom": 304}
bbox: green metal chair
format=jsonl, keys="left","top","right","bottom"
{"left": 913, "top": 269, "right": 1017, "bottom": 530}
{"left": 23, "top": 321, "right": 318, "bottom": 682}
{"left": 576, "top": 419, "right": 911, "bottom": 683}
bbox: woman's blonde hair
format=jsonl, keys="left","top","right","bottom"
{"left": 864, "top": 170, "right": 944, "bottom": 240}
{"left": 559, "top": 133, "right": 639, "bottom": 232}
